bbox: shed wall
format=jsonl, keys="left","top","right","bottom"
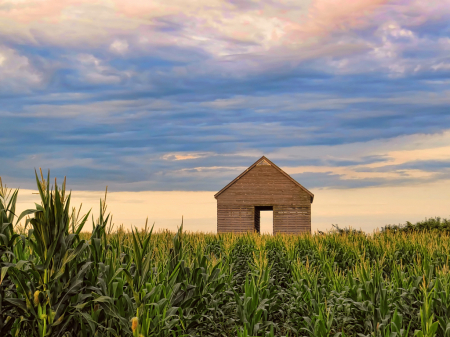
{"left": 273, "top": 205, "right": 311, "bottom": 234}
{"left": 217, "top": 206, "right": 254, "bottom": 233}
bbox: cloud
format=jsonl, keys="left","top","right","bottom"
{"left": 0, "top": 45, "right": 43, "bottom": 93}
{"left": 289, "top": 0, "right": 389, "bottom": 38}
{"left": 2, "top": 0, "right": 450, "bottom": 194}
{"left": 162, "top": 153, "right": 213, "bottom": 161}
{"left": 0, "top": 0, "right": 388, "bottom": 60}
{"left": 110, "top": 40, "right": 129, "bottom": 54}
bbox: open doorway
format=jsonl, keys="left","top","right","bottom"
{"left": 254, "top": 206, "right": 273, "bottom": 234}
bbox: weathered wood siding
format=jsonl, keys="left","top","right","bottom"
{"left": 273, "top": 205, "right": 311, "bottom": 234}
{"left": 217, "top": 206, "right": 254, "bottom": 233}
{"left": 216, "top": 163, "right": 311, "bottom": 234}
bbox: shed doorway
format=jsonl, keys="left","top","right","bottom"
{"left": 254, "top": 206, "right": 273, "bottom": 234}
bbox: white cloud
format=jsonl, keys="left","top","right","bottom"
{"left": 201, "top": 93, "right": 374, "bottom": 111}
{"left": 74, "top": 53, "right": 127, "bottom": 84}
{"left": 110, "top": 39, "right": 129, "bottom": 54}
{"left": 0, "top": 45, "right": 42, "bottom": 92}
{"left": 432, "top": 62, "right": 450, "bottom": 71}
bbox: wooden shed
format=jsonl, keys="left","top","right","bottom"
{"left": 215, "top": 156, "right": 314, "bottom": 234}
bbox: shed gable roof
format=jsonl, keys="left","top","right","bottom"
{"left": 214, "top": 156, "right": 314, "bottom": 202}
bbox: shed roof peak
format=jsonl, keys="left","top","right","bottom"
{"left": 214, "top": 155, "right": 314, "bottom": 202}
{"left": 256, "top": 157, "right": 271, "bottom": 166}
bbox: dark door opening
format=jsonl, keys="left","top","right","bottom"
{"left": 254, "top": 206, "right": 273, "bottom": 234}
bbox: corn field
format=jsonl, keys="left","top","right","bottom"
{"left": 1, "top": 173, "right": 450, "bottom": 337}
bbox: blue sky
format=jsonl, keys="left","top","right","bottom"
{"left": 1, "top": 0, "right": 450, "bottom": 194}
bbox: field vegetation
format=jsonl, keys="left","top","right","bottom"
{"left": 1, "top": 172, "right": 450, "bottom": 336}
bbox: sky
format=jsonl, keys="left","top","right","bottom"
{"left": 2, "top": 0, "right": 450, "bottom": 232}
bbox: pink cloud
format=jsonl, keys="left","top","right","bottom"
{"left": 112, "top": 0, "right": 180, "bottom": 18}
{"left": 0, "top": 0, "right": 87, "bottom": 23}
{"left": 285, "top": 0, "right": 391, "bottom": 41}
{"left": 0, "top": 0, "right": 395, "bottom": 49}
{"left": 1, "top": 0, "right": 448, "bottom": 64}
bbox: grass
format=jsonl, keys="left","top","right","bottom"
{"left": 1, "top": 171, "right": 450, "bottom": 336}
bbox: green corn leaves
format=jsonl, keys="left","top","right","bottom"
{"left": 2, "top": 173, "right": 450, "bottom": 336}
